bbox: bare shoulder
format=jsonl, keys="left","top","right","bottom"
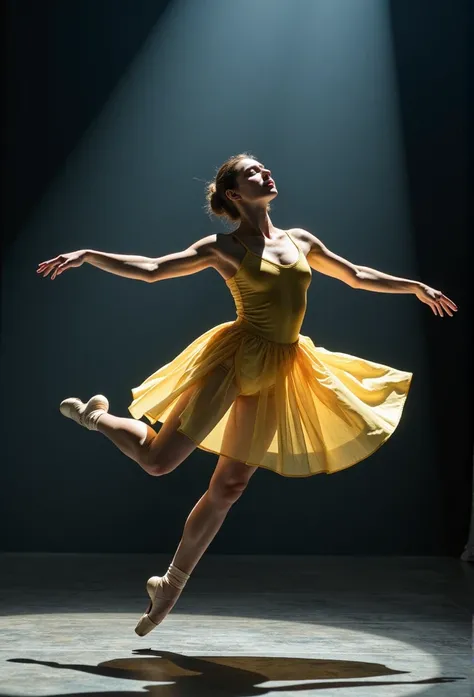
{"left": 186, "top": 232, "right": 241, "bottom": 281}
{"left": 188, "top": 232, "right": 239, "bottom": 254}
{"left": 187, "top": 233, "right": 219, "bottom": 257}
{"left": 289, "top": 228, "right": 325, "bottom": 256}
{"left": 289, "top": 228, "right": 359, "bottom": 285}
{"left": 214, "top": 230, "right": 240, "bottom": 250}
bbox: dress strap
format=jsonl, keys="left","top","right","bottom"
{"left": 283, "top": 229, "right": 302, "bottom": 254}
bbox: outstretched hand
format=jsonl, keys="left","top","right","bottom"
{"left": 415, "top": 284, "right": 458, "bottom": 317}
{"left": 37, "top": 250, "right": 88, "bottom": 279}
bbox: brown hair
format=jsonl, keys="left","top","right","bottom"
{"left": 205, "top": 152, "right": 271, "bottom": 223}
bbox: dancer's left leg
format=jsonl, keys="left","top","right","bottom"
{"left": 134, "top": 455, "right": 258, "bottom": 636}
{"left": 170, "top": 389, "right": 276, "bottom": 574}
{"left": 135, "top": 391, "right": 278, "bottom": 636}
{"left": 171, "top": 457, "right": 257, "bottom": 573}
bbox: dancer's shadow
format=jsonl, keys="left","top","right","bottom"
{"left": 8, "top": 650, "right": 462, "bottom": 697}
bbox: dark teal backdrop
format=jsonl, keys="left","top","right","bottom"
{"left": 1, "top": 0, "right": 471, "bottom": 554}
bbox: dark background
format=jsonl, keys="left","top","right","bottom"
{"left": 1, "top": 0, "right": 471, "bottom": 554}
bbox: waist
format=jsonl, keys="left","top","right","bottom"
{"left": 233, "top": 317, "right": 300, "bottom": 345}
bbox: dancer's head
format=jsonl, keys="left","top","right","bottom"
{"left": 206, "top": 153, "right": 278, "bottom": 224}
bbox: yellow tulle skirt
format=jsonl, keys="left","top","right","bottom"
{"left": 128, "top": 320, "right": 413, "bottom": 477}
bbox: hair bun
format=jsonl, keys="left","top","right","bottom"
{"left": 205, "top": 156, "right": 254, "bottom": 222}
{"left": 210, "top": 189, "right": 224, "bottom": 214}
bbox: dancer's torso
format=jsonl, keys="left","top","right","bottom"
{"left": 225, "top": 230, "right": 312, "bottom": 344}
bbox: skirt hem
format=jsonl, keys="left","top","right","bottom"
{"left": 174, "top": 419, "right": 404, "bottom": 478}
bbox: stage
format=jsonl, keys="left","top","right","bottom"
{"left": 0, "top": 553, "right": 470, "bottom": 696}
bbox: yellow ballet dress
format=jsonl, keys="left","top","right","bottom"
{"left": 128, "top": 230, "right": 413, "bottom": 477}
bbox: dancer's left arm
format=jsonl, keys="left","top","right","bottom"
{"left": 299, "top": 229, "right": 458, "bottom": 318}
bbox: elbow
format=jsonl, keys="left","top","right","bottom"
{"left": 348, "top": 271, "right": 361, "bottom": 288}
{"left": 144, "top": 262, "right": 159, "bottom": 283}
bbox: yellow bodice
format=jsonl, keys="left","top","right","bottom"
{"left": 225, "top": 230, "right": 312, "bottom": 344}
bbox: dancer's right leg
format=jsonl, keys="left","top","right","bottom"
{"left": 63, "top": 364, "right": 239, "bottom": 477}
{"left": 94, "top": 414, "right": 156, "bottom": 462}
{"left": 95, "top": 385, "right": 198, "bottom": 476}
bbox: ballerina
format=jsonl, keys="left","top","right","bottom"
{"left": 37, "top": 152, "right": 458, "bottom": 635}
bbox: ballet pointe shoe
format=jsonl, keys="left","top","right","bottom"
{"left": 59, "top": 394, "right": 109, "bottom": 431}
{"left": 135, "top": 565, "right": 190, "bottom": 637}
{"left": 134, "top": 576, "right": 181, "bottom": 637}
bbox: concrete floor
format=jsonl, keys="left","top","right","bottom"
{"left": 0, "top": 553, "right": 471, "bottom": 697}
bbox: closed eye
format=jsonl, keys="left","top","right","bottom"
{"left": 246, "top": 164, "right": 269, "bottom": 177}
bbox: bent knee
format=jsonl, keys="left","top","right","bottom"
{"left": 144, "top": 455, "right": 178, "bottom": 477}
{"left": 147, "top": 463, "right": 166, "bottom": 477}
{"left": 141, "top": 452, "right": 176, "bottom": 477}
{"left": 143, "top": 430, "right": 197, "bottom": 476}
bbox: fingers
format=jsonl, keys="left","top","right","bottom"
{"left": 37, "top": 258, "right": 60, "bottom": 277}
{"left": 433, "top": 293, "right": 458, "bottom": 318}
{"left": 37, "top": 256, "right": 67, "bottom": 279}
{"left": 426, "top": 289, "right": 458, "bottom": 318}
{"left": 39, "top": 262, "right": 59, "bottom": 278}
{"left": 37, "top": 264, "right": 55, "bottom": 278}
{"left": 439, "top": 298, "right": 454, "bottom": 317}
{"left": 433, "top": 291, "right": 458, "bottom": 315}
{"left": 37, "top": 256, "right": 59, "bottom": 269}
{"left": 441, "top": 294, "right": 458, "bottom": 311}
{"left": 51, "top": 263, "right": 67, "bottom": 280}
{"left": 432, "top": 300, "right": 458, "bottom": 318}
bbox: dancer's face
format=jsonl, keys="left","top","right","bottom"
{"left": 226, "top": 158, "right": 278, "bottom": 205}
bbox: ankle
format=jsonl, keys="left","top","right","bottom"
{"left": 87, "top": 409, "right": 107, "bottom": 431}
{"left": 163, "top": 563, "right": 190, "bottom": 591}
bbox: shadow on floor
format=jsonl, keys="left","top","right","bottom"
{"left": 6, "top": 648, "right": 462, "bottom": 696}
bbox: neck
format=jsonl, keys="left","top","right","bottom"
{"left": 236, "top": 204, "right": 275, "bottom": 239}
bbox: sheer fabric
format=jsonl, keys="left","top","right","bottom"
{"left": 128, "top": 231, "right": 412, "bottom": 477}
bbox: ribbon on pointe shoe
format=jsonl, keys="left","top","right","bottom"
{"left": 164, "top": 563, "right": 190, "bottom": 590}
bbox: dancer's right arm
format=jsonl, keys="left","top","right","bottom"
{"left": 36, "top": 236, "right": 218, "bottom": 282}
{"left": 87, "top": 236, "right": 217, "bottom": 282}
{"left": 147, "top": 235, "right": 217, "bottom": 282}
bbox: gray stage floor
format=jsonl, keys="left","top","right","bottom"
{"left": 0, "top": 553, "right": 471, "bottom": 696}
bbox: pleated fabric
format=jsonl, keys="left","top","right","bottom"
{"left": 128, "top": 231, "right": 413, "bottom": 477}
